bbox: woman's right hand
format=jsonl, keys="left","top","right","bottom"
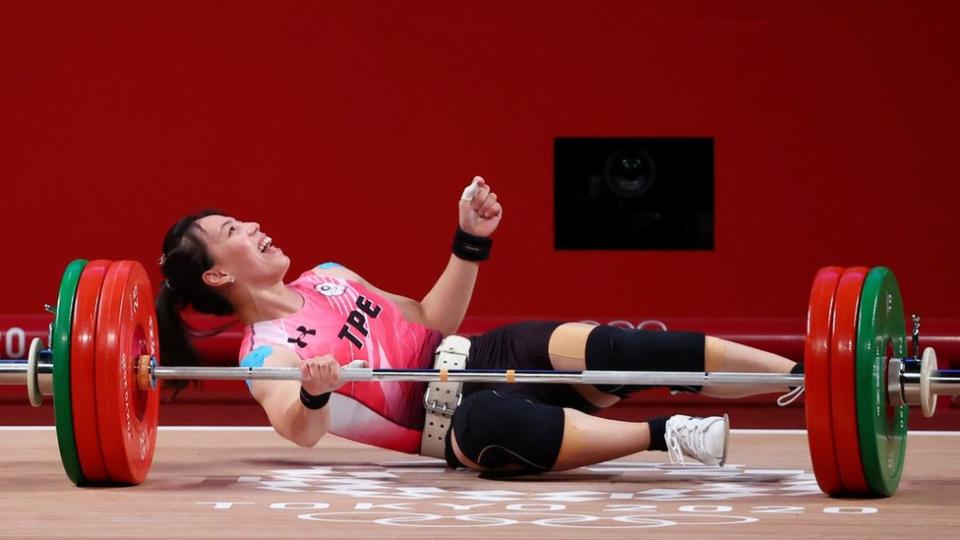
{"left": 299, "top": 355, "right": 344, "bottom": 396}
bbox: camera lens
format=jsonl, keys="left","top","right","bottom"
{"left": 604, "top": 149, "right": 655, "bottom": 199}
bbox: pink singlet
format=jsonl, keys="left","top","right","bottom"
{"left": 238, "top": 264, "right": 443, "bottom": 453}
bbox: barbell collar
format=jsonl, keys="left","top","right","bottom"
{"left": 888, "top": 358, "right": 906, "bottom": 407}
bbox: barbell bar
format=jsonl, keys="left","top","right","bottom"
{"left": 5, "top": 355, "right": 959, "bottom": 407}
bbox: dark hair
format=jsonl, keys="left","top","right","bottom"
{"left": 156, "top": 210, "right": 235, "bottom": 393}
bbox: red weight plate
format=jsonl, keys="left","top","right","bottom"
{"left": 830, "top": 267, "right": 870, "bottom": 493}
{"left": 804, "top": 266, "right": 844, "bottom": 495}
{"left": 94, "top": 261, "right": 160, "bottom": 485}
{"left": 71, "top": 260, "right": 112, "bottom": 483}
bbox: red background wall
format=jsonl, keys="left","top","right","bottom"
{"left": 1, "top": 1, "right": 958, "bottom": 323}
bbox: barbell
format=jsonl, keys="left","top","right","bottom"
{"left": 0, "top": 260, "right": 958, "bottom": 496}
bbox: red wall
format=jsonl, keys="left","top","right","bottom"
{"left": 1, "top": 1, "right": 958, "bottom": 322}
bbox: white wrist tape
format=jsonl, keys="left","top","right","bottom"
{"left": 460, "top": 177, "right": 482, "bottom": 201}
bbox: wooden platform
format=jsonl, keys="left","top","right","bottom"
{"left": 1, "top": 428, "right": 958, "bottom": 538}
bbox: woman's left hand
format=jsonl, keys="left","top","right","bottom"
{"left": 458, "top": 176, "right": 503, "bottom": 238}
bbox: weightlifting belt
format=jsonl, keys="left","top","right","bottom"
{"left": 419, "top": 335, "right": 469, "bottom": 459}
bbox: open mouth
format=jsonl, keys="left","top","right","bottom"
{"left": 258, "top": 236, "right": 273, "bottom": 253}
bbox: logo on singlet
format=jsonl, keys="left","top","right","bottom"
{"left": 315, "top": 283, "right": 347, "bottom": 297}
{"left": 288, "top": 326, "right": 317, "bottom": 348}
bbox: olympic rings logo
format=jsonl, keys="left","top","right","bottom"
{"left": 579, "top": 320, "right": 669, "bottom": 331}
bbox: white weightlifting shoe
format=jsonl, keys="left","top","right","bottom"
{"left": 664, "top": 414, "right": 729, "bottom": 466}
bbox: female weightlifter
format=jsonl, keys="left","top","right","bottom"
{"left": 156, "top": 177, "right": 801, "bottom": 476}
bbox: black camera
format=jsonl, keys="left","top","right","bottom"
{"left": 555, "top": 138, "right": 714, "bottom": 250}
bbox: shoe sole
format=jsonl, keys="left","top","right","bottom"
{"left": 719, "top": 413, "right": 730, "bottom": 467}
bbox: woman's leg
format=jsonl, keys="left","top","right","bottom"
{"left": 547, "top": 323, "right": 798, "bottom": 400}
{"left": 446, "top": 324, "right": 735, "bottom": 477}
{"left": 450, "top": 408, "right": 651, "bottom": 472}
{"left": 448, "top": 391, "right": 727, "bottom": 473}
{"left": 553, "top": 409, "right": 653, "bottom": 469}
{"left": 701, "top": 336, "right": 796, "bottom": 398}
{"left": 547, "top": 323, "right": 622, "bottom": 408}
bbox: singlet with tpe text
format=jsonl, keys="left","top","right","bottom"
{"left": 238, "top": 265, "right": 443, "bottom": 453}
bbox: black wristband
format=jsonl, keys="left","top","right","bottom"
{"left": 300, "top": 387, "right": 332, "bottom": 410}
{"left": 452, "top": 228, "right": 492, "bottom": 262}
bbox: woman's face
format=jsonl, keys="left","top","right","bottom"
{"left": 194, "top": 214, "right": 290, "bottom": 288}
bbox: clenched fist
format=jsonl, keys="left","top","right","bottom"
{"left": 299, "top": 355, "right": 343, "bottom": 396}
{"left": 459, "top": 176, "right": 502, "bottom": 238}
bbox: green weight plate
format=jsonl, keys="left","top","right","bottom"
{"left": 53, "top": 259, "right": 88, "bottom": 486}
{"left": 856, "top": 266, "right": 908, "bottom": 496}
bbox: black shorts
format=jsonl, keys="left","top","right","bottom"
{"left": 464, "top": 321, "right": 601, "bottom": 414}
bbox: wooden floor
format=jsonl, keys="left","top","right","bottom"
{"left": 1, "top": 429, "right": 958, "bottom": 539}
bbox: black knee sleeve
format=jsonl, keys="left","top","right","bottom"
{"left": 444, "top": 390, "right": 564, "bottom": 476}
{"left": 585, "top": 325, "right": 706, "bottom": 397}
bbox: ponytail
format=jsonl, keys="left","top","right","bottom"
{"left": 156, "top": 210, "right": 235, "bottom": 393}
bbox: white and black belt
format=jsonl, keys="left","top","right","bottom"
{"left": 419, "top": 335, "right": 469, "bottom": 459}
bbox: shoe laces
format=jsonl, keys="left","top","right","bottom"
{"left": 777, "top": 385, "right": 805, "bottom": 407}
{"left": 664, "top": 417, "right": 706, "bottom": 465}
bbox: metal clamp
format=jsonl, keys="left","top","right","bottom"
{"left": 138, "top": 355, "right": 158, "bottom": 391}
